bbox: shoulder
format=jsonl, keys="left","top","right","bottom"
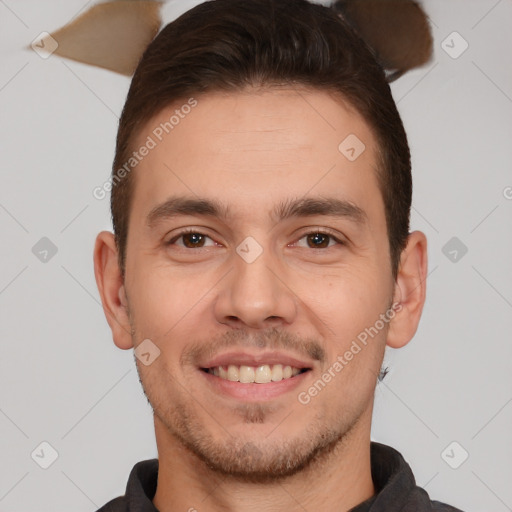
{"left": 95, "top": 496, "right": 127, "bottom": 512}
{"left": 369, "top": 442, "right": 466, "bottom": 512}
{"left": 94, "top": 458, "right": 159, "bottom": 512}
{"left": 431, "top": 500, "right": 466, "bottom": 511}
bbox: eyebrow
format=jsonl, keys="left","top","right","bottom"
{"left": 146, "top": 195, "right": 367, "bottom": 228}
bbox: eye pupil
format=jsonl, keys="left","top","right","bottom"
{"left": 174, "top": 232, "right": 337, "bottom": 250}
{"left": 308, "top": 233, "right": 329, "bottom": 248}
{"left": 183, "top": 233, "right": 204, "bottom": 248}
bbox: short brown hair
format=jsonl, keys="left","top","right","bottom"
{"left": 111, "top": 0, "right": 412, "bottom": 280}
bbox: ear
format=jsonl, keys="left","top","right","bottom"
{"left": 32, "top": 1, "right": 163, "bottom": 76}
{"left": 386, "top": 230, "right": 428, "bottom": 348}
{"left": 93, "top": 231, "right": 134, "bottom": 349}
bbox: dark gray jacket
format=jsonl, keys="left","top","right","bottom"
{"left": 96, "top": 442, "right": 465, "bottom": 511}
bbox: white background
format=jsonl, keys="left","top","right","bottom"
{"left": 1, "top": 0, "right": 511, "bottom": 510}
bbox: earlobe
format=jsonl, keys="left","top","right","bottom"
{"left": 386, "top": 231, "right": 428, "bottom": 349}
{"left": 93, "top": 231, "right": 134, "bottom": 350}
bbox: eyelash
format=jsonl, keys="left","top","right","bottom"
{"left": 166, "top": 228, "right": 345, "bottom": 249}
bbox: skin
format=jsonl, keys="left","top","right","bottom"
{"left": 94, "top": 86, "right": 427, "bottom": 512}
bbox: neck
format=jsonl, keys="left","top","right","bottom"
{"left": 152, "top": 409, "right": 375, "bottom": 512}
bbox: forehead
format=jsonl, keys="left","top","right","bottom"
{"left": 128, "top": 87, "right": 383, "bottom": 226}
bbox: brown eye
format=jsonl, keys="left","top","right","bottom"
{"left": 306, "top": 233, "right": 331, "bottom": 248}
{"left": 182, "top": 233, "right": 206, "bottom": 248}
{"left": 167, "top": 231, "right": 216, "bottom": 248}
{"left": 295, "top": 231, "right": 343, "bottom": 249}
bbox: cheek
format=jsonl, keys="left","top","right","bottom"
{"left": 314, "top": 289, "right": 388, "bottom": 400}
{"left": 126, "top": 255, "right": 224, "bottom": 343}
{"left": 295, "top": 263, "right": 391, "bottom": 336}
{"left": 294, "top": 268, "right": 391, "bottom": 391}
{"left": 126, "top": 263, "right": 188, "bottom": 336}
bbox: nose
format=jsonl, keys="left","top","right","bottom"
{"left": 213, "top": 243, "right": 297, "bottom": 329}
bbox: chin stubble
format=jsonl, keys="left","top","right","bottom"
{"left": 147, "top": 389, "right": 361, "bottom": 484}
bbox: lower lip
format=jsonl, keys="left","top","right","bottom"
{"left": 200, "top": 369, "right": 311, "bottom": 401}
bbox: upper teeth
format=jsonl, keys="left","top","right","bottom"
{"left": 207, "top": 364, "right": 302, "bottom": 383}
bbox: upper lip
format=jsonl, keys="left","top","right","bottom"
{"left": 200, "top": 350, "right": 314, "bottom": 370}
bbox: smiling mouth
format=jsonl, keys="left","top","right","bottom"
{"left": 201, "top": 364, "right": 310, "bottom": 384}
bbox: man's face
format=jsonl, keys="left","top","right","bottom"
{"left": 122, "top": 87, "right": 396, "bottom": 479}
